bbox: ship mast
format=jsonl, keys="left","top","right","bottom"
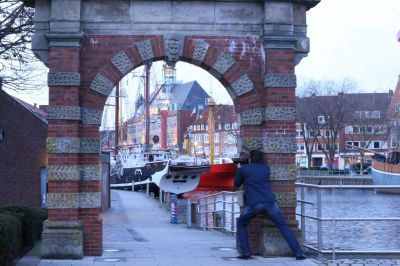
{"left": 206, "top": 98, "right": 216, "bottom": 165}
{"left": 144, "top": 63, "right": 151, "bottom": 152}
{"left": 114, "top": 82, "right": 120, "bottom": 155}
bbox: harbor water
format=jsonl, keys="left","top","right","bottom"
{"left": 296, "top": 187, "right": 400, "bottom": 252}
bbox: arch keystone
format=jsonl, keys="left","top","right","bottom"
{"left": 164, "top": 34, "right": 183, "bottom": 67}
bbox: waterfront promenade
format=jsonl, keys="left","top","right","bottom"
{"left": 18, "top": 190, "right": 400, "bottom": 266}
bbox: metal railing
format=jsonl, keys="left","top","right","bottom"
{"left": 296, "top": 183, "right": 400, "bottom": 259}
{"left": 195, "top": 191, "right": 242, "bottom": 233}
{"left": 296, "top": 175, "right": 372, "bottom": 186}
{"left": 298, "top": 169, "right": 372, "bottom": 177}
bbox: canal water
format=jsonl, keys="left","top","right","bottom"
{"left": 296, "top": 188, "right": 400, "bottom": 251}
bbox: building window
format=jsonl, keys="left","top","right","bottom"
{"left": 355, "top": 110, "right": 380, "bottom": 119}
{"left": 345, "top": 126, "right": 353, "bottom": 134}
{"left": 214, "top": 133, "right": 219, "bottom": 143}
{"left": 297, "top": 144, "right": 304, "bottom": 151}
{"left": 227, "top": 134, "right": 236, "bottom": 144}
{"left": 373, "top": 141, "right": 380, "bottom": 149}
{"left": 345, "top": 141, "right": 352, "bottom": 149}
{"left": 317, "top": 144, "right": 323, "bottom": 151}
{"left": 317, "top": 115, "right": 326, "bottom": 125}
{"left": 374, "top": 125, "right": 386, "bottom": 134}
{"left": 200, "top": 124, "right": 204, "bottom": 130}
{"left": 346, "top": 141, "right": 359, "bottom": 148}
{"left": 371, "top": 111, "right": 380, "bottom": 118}
{"left": 392, "top": 140, "right": 398, "bottom": 148}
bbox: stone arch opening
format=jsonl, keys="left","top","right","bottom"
{"left": 31, "top": 0, "right": 320, "bottom": 259}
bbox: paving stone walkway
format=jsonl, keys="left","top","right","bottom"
{"left": 17, "top": 190, "right": 399, "bottom": 266}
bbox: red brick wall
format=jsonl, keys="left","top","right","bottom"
{"left": 0, "top": 91, "right": 47, "bottom": 207}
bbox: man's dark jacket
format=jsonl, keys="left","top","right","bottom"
{"left": 234, "top": 163, "right": 275, "bottom": 207}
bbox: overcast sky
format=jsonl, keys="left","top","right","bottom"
{"left": 6, "top": 0, "right": 400, "bottom": 106}
{"left": 296, "top": 0, "right": 400, "bottom": 93}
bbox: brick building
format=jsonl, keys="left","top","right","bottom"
{"left": 387, "top": 75, "right": 400, "bottom": 153}
{"left": 296, "top": 91, "right": 393, "bottom": 169}
{"left": 125, "top": 80, "right": 210, "bottom": 151}
{"left": 189, "top": 105, "right": 239, "bottom": 159}
{"left": 0, "top": 88, "right": 47, "bottom": 208}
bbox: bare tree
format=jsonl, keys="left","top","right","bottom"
{"left": 297, "top": 97, "right": 317, "bottom": 168}
{"left": 344, "top": 94, "right": 390, "bottom": 172}
{"left": 297, "top": 79, "right": 356, "bottom": 170}
{"left": 0, "top": 0, "right": 47, "bottom": 93}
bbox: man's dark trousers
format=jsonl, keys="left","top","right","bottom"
{"left": 237, "top": 202, "right": 303, "bottom": 256}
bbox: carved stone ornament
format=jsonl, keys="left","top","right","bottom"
{"left": 213, "top": 52, "right": 235, "bottom": 75}
{"left": 231, "top": 74, "right": 254, "bottom": 96}
{"left": 48, "top": 72, "right": 80, "bottom": 86}
{"left": 111, "top": 50, "right": 134, "bottom": 75}
{"left": 192, "top": 40, "right": 209, "bottom": 64}
{"left": 264, "top": 74, "right": 296, "bottom": 88}
{"left": 90, "top": 73, "right": 114, "bottom": 96}
{"left": 136, "top": 39, "right": 154, "bottom": 62}
{"left": 164, "top": 34, "right": 183, "bottom": 67}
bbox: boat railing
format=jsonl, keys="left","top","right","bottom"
{"left": 296, "top": 183, "right": 400, "bottom": 260}
{"left": 193, "top": 191, "right": 242, "bottom": 233}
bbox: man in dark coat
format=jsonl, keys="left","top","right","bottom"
{"left": 234, "top": 150, "right": 306, "bottom": 260}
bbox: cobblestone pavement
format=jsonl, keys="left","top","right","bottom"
{"left": 317, "top": 259, "right": 400, "bottom": 266}
{"left": 17, "top": 190, "right": 399, "bottom": 266}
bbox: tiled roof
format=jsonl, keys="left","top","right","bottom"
{"left": 2, "top": 90, "right": 48, "bottom": 124}
{"left": 192, "top": 105, "right": 236, "bottom": 127}
{"left": 170, "top": 81, "right": 210, "bottom": 110}
{"left": 297, "top": 92, "right": 392, "bottom": 121}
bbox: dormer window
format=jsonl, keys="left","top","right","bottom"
{"left": 317, "top": 115, "right": 326, "bottom": 125}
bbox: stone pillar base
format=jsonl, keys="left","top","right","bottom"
{"left": 260, "top": 221, "right": 302, "bottom": 257}
{"left": 41, "top": 220, "right": 84, "bottom": 259}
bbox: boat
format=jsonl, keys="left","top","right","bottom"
{"left": 109, "top": 65, "right": 240, "bottom": 195}
{"left": 183, "top": 162, "right": 238, "bottom": 201}
{"left": 371, "top": 152, "right": 400, "bottom": 193}
{"left": 128, "top": 158, "right": 210, "bottom": 193}
{"left": 110, "top": 64, "right": 178, "bottom": 189}
{"left": 110, "top": 145, "right": 176, "bottom": 188}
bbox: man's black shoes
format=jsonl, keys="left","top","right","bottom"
{"left": 295, "top": 254, "right": 306, "bottom": 260}
{"left": 237, "top": 254, "right": 253, "bottom": 260}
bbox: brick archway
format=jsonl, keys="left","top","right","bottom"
{"left": 28, "top": 0, "right": 319, "bottom": 259}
